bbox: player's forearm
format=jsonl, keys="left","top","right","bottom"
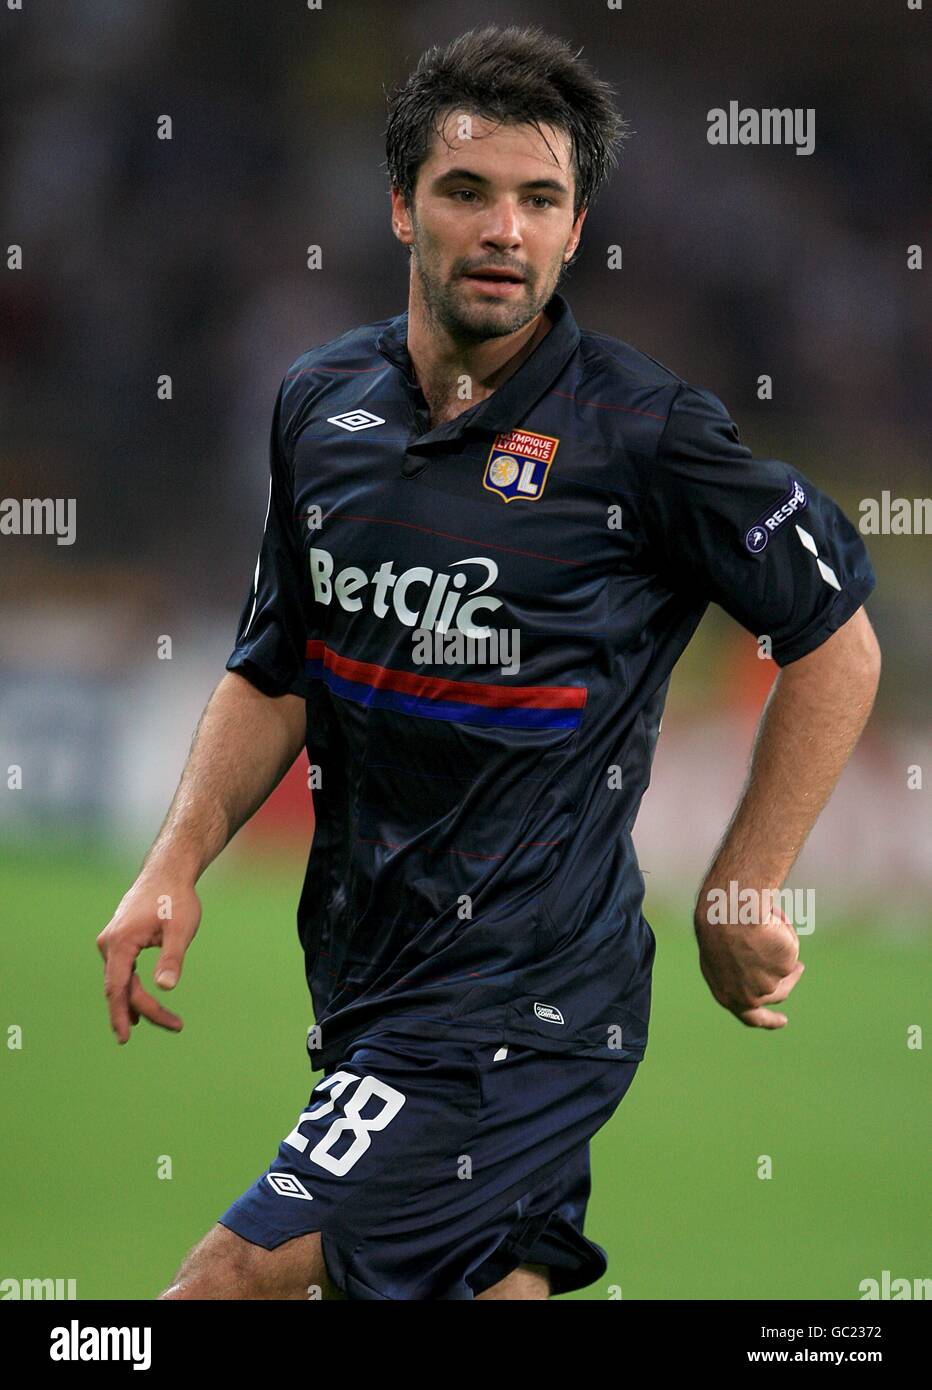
{"left": 139, "top": 671, "right": 307, "bottom": 884}
{"left": 698, "top": 608, "right": 881, "bottom": 904}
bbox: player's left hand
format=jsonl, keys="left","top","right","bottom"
{"left": 693, "top": 892, "right": 805, "bottom": 1029}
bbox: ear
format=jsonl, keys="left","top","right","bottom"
{"left": 564, "top": 205, "right": 588, "bottom": 261}
{"left": 390, "top": 186, "right": 415, "bottom": 248}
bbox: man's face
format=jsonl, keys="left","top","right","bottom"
{"left": 391, "top": 112, "right": 587, "bottom": 343}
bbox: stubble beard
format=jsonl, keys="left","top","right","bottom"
{"left": 410, "top": 229, "right": 565, "bottom": 346}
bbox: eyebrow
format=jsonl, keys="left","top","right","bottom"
{"left": 432, "top": 168, "right": 570, "bottom": 196}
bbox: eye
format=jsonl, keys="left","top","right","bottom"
{"left": 528, "top": 195, "right": 554, "bottom": 208}
{"left": 450, "top": 189, "right": 478, "bottom": 202}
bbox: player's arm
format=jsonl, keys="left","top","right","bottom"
{"left": 96, "top": 674, "right": 307, "bottom": 1043}
{"left": 693, "top": 604, "right": 880, "bottom": 1028}
{"left": 636, "top": 382, "right": 879, "bottom": 1030}
{"left": 98, "top": 369, "right": 311, "bottom": 1044}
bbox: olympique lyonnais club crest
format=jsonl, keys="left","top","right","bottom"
{"left": 482, "top": 429, "right": 559, "bottom": 503}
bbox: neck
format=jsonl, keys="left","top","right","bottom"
{"left": 405, "top": 275, "right": 553, "bottom": 425}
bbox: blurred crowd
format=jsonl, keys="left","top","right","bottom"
{"left": 0, "top": 0, "right": 929, "bottom": 718}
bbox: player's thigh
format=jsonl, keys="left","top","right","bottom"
{"left": 158, "top": 1222, "right": 345, "bottom": 1300}
{"left": 474, "top": 1262, "right": 551, "bottom": 1301}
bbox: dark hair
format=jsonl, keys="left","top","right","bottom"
{"left": 384, "top": 24, "right": 630, "bottom": 223}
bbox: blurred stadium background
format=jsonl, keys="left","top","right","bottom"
{"left": 1, "top": 0, "right": 929, "bottom": 1299}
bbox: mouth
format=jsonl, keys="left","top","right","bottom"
{"left": 461, "top": 269, "right": 526, "bottom": 296}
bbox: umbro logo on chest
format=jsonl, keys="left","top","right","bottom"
{"left": 327, "top": 409, "right": 386, "bottom": 431}
{"left": 327, "top": 411, "right": 559, "bottom": 502}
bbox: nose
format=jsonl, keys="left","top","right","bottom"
{"left": 479, "top": 198, "right": 523, "bottom": 251}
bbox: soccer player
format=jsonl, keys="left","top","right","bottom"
{"left": 97, "top": 26, "right": 880, "bottom": 1300}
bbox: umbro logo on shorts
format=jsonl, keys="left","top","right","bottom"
{"left": 327, "top": 409, "right": 385, "bottom": 431}
{"left": 266, "top": 1172, "right": 314, "bottom": 1201}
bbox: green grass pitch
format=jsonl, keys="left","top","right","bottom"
{"left": 1, "top": 843, "right": 928, "bottom": 1299}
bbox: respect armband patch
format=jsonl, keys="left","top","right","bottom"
{"left": 745, "top": 477, "right": 807, "bottom": 553}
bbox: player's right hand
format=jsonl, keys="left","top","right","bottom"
{"left": 96, "top": 873, "right": 202, "bottom": 1044}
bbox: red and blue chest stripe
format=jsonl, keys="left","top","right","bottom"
{"left": 304, "top": 640, "right": 586, "bottom": 730}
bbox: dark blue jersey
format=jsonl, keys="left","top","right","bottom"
{"left": 226, "top": 291, "right": 876, "bottom": 1072}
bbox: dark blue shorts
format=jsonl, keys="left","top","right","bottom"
{"left": 218, "top": 1028, "right": 639, "bottom": 1299}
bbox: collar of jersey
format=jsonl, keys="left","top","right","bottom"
{"left": 374, "top": 289, "right": 581, "bottom": 454}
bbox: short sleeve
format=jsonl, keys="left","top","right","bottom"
{"left": 225, "top": 378, "right": 310, "bottom": 698}
{"left": 642, "top": 384, "right": 876, "bottom": 666}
